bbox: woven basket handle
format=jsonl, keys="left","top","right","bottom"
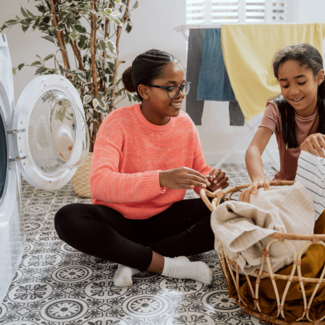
{"left": 200, "top": 180, "right": 295, "bottom": 212}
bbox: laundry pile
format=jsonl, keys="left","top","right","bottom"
{"left": 211, "top": 182, "right": 315, "bottom": 275}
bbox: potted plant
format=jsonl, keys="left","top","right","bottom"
{"left": 1, "top": 0, "right": 140, "bottom": 197}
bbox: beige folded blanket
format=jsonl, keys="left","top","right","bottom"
{"left": 211, "top": 182, "right": 315, "bottom": 275}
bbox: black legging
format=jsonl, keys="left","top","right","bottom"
{"left": 54, "top": 198, "right": 214, "bottom": 271}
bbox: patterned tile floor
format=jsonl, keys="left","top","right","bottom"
{"left": 0, "top": 163, "right": 277, "bottom": 325}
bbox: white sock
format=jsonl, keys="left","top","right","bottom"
{"left": 113, "top": 264, "right": 140, "bottom": 287}
{"left": 161, "top": 256, "right": 213, "bottom": 285}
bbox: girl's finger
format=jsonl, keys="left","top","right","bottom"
{"left": 186, "top": 173, "right": 210, "bottom": 185}
{"left": 251, "top": 181, "right": 259, "bottom": 195}
{"left": 217, "top": 177, "right": 228, "bottom": 187}
{"left": 264, "top": 178, "right": 270, "bottom": 191}
{"left": 221, "top": 182, "right": 229, "bottom": 189}
{"left": 212, "top": 169, "right": 221, "bottom": 179}
{"left": 209, "top": 168, "right": 217, "bottom": 177}
{"left": 214, "top": 171, "right": 226, "bottom": 184}
{"left": 310, "top": 137, "right": 324, "bottom": 157}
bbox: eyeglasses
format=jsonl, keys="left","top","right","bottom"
{"left": 145, "top": 82, "right": 191, "bottom": 99}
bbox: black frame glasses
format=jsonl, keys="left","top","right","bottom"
{"left": 145, "top": 82, "right": 191, "bottom": 99}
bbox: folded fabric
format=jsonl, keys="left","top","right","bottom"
{"left": 186, "top": 29, "right": 205, "bottom": 125}
{"left": 226, "top": 212, "right": 325, "bottom": 323}
{"left": 229, "top": 101, "right": 245, "bottom": 126}
{"left": 221, "top": 23, "right": 325, "bottom": 120}
{"left": 197, "top": 28, "right": 236, "bottom": 102}
{"left": 211, "top": 182, "right": 315, "bottom": 275}
{"left": 296, "top": 150, "right": 325, "bottom": 220}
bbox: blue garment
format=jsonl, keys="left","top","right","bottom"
{"left": 197, "top": 28, "right": 236, "bottom": 101}
{"left": 186, "top": 29, "right": 206, "bottom": 125}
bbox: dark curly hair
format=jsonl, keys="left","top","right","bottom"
{"left": 122, "top": 49, "right": 179, "bottom": 100}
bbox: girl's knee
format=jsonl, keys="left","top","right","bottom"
{"left": 54, "top": 203, "right": 78, "bottom": 239}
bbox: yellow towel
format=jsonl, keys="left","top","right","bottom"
{"left": 221, "top": 23, "right": 325, "bottom": 120}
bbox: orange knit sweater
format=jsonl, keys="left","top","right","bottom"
{"left": 90, "top": 104, "right": 211, "bottom": 219}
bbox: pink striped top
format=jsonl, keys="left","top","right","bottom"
{"left": 90, "top": 104, "right": 211, "bottom": 219}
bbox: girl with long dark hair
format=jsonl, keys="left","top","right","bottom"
{"left": 242, "top": 43, "right": 325, "bottom": 202}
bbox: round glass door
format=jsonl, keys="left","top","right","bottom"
{"left": 28, "top": 89, "right": 88, "bottom": 175}
{"left": 14, "top": 75, "right": 89, "bottom": 190}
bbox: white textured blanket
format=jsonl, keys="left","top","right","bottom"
{"left": 211, "top": 182, "right": 315, "bottom": 275}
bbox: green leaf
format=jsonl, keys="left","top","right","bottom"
{"left": 113, "top": 19, "right": 121, "bottom": 26}
{"left": 12, "top": 68, "right": 17, "bottom": 75}
{"left": 64, "top": 34, "right": 69, "bottom": 44}
{"left": 55, "top": 110, "right": 60, "bottom": 120}
{"left": 20, "top": 7, "right": 28, "bottom": 18}
{"left": 58, "top": 65, "right": 64, "bottom": 75}
{"left": 97, "top": 97, "right": 105, "bottom": 108}
{"left": 32, "top": 18, "right": 40, "bottom": 30}
{"left": 106, "top": 40, "right": 116, "bottom": 54}
{"left": 127, "top": 92, "right": 131, "bottom": 102}
{"left": 35, "top": 66, "right": 47, "bottom": 75}
{"left": 83, "top": 94, "right": 92, "bottom": 104}
{"left": 42, "top": 35, "right": 55, "bottom": 43}
{"left": 66, "top": 18, "right": 72, "bottom": 29}
{"left": 99, "top": 40, "right": 106, "bottom": 52}
{"left": 31, "top": 61, "right": 41, "bottom": 66}
{"left": 44, "top": 54, "right": 54, "bottom": 61}
{"left": 104, "top": 8, "right": 112, "bottom": 14}
{"left": 26, "top": 10, "right": 35, "bottom": 18}
{"left": 36, "top": 5, "right": 46, "bottom": 13}
{"left": 78, "top": 35, "right": 86, "bottom": 49}
{"left": 18, "top": 63, "right": 25, "bottom": 71}
{"left": 74, "top": 24, "right": 86, "bottom": 33}
{"left": 70, "top": 31, "right": 79, "bottom": 40}
{"left": 22, "top": 24, "right": 30, "bottom": 32}
{"left": 126, "top": 22, "right": 132, "bottom": 33}
{"left": 76, "top": 71, "right": 87, "bottom": 82}
{"left": 133, "top": 1, "right": 139, "bottom": 9}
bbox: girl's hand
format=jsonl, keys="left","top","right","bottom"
{"left": 206, "top": 168, "right": 229, "bottom": 192}
{"left": 159, "top": 167, "right": 210, "bottom": 190}
{"left": 300, "top": 133, "right": 325, "bottom": 158}
{"left": 238, "top": 178, "right": 270, "bottom": 203}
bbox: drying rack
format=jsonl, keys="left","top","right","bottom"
{"left": 174, "top": 24, "right": 280, "bottom": 171}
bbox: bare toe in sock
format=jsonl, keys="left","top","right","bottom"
{"left": 113, "top": 264, "right": 139, "bottom": 287}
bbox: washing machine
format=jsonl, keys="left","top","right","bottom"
{"left": 0, "top": 34, "right": 89, "bottom": 304}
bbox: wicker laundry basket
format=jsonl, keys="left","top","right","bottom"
{"left": 71, "top": 152, "right": 93, "bottom": 198}
{"left": 201, "top": 181, "right": 325, "bottom": 325}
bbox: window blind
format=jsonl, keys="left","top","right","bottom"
{"left": 186, "top": 0, "right": 289, "bottom": 24}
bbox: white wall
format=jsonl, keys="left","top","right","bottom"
{"left": 1, "top": 0, "right": 324, "bottom": 166}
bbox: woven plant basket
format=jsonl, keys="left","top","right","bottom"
{"left": 71, "top": 152, "right": 93, "bottom": 198}
{"left": 201, "top": 181, "right": 325, "bottom": 325}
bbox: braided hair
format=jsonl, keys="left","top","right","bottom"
{"left": 122, "top": 49, "right": 179, "bottom": 100}
{"left": 272, "top": 43, "right": 325, "bottom": 148}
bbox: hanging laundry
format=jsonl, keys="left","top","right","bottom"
{"left": 229, "top": 101, "right": 245, "bottom": 126}
{"left": 186, "top": 29, "right": 205, "bottom": 125}
{"left": 221, "top": 23, "right": 325, "bottom": 120}
{"left": 197, "top": 28, "right": 236, "bottom": 102}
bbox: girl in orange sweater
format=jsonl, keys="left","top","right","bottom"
{"left": 55, "top": 49, "right": 228, "bottom": 286}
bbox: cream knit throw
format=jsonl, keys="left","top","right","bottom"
{"left": 211, "top": 182, "right": 315, "bottom": 276}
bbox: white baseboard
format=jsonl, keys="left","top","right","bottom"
{"left": 204, "top": 150, "right": 280, "bottom": 165}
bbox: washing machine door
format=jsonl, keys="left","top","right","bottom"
{"left": 12, "top": 75, "right": 89, "bottom": 190}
